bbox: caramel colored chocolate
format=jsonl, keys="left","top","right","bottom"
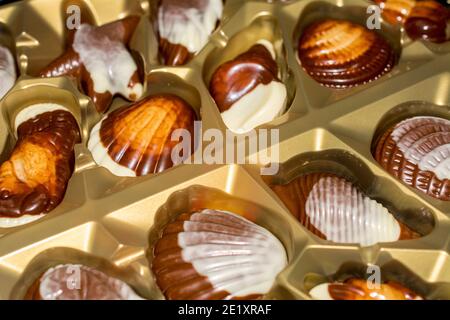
{"left": 25, "top": 264, "right": 142, "bottom": 300}
{"left": 88, "top": 94, "right": 197, "bottom": 177}
{"left": 39, "top": 16, "right": 142, "bottom": 113}
{"left": 209, "top": 44, "right": 280, "bottom": 112}
{"left": 312, "top": 278, "right": 423, "bottom": 300}
{"left": 297, "top": 19, "right": 397, "bottom": 88}
{"left": 0, "top": 110, "right": 80, "bottom": 219}
{"left": 152, "top": 209, "right": 287, "bottom": 300}
{"left": 374, "top": 0, "right": 415, "bottom": 25}
{"left": 271, "top": 173, "right": 420, "bottom": 245}
{"left": 373, "top": 116, "right": 450, "bottom": 201}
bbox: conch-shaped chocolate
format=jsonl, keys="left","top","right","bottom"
{"left": 88, "top": 94, "right": 197, "bottom": 177}
{"left": 0, "top": 45, "right": 16, "bottom": 99}
{"left": 39, "top": 16, "right": 143, "bottom": 113}
{"left": 375, "top": 0, "right": 450, "bottom": 43}
{"left": 297, "top": 19, "right": 397, "bottom": 88}
{"left": 152, "top": 209, "right": 287, "bottom": 300}
{"left": 209, "top": 41, "right": 287, "bottom": 133}
{"left": 270, "top": 173, "right": 419, "bottom": 246}
{"left": 310, "top": 278, "right": 423, "bottom": 300}
{"left": 158, "top": 0, "right": 223, "bottom": 65}
{"left": 374, "top": 116, "right": 450, "bottom": 201}
{"left": 25, "top": 264, "right": 143, "bottom": 300}
{"left": 0, "top": 104, "right": 80, "bottom": 228}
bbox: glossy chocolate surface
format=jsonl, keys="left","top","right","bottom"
{"left": 297, "top": 19, "right": 397, "bottom": 88}
{"left": 39, "top": 16, "right": 142, "bottom": 113}
{"left": 0, "top": 110, "right": 80, "bottom": 218}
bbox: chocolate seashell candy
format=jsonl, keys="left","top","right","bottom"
{"left": 270, "top": 173, "right": 419, "bottom": 246}
{"left": 374, "top": 116, "right": 450, "bottom": 201}
{"left": 88, "top": 94, "right": 197, "bottom": 177}
{"left": 25, "top": 264, "right": 143, "bottom": 300}
{"left": 152, "top": 209, "right": 287, "bottom": 300}
{"left": 297, "top": 19, "right": 397, "bottom": 88}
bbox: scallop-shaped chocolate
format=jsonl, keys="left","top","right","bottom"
{"left": 209, "top": 41, "right": 287, "bottom": 133}
{"left": 0, "top": 104, "right": 80, "bottom": 228}
{"left": 297, "top": 19, "right": 397, "bottom": 88}
{"left": 158, "top": 0, "right": 223, "bottom": 66}
{"left": 88, "top": 94, "right": 197, "bottom": 177}
{"left": 310, "top": 278, "right": 423, "bottom": 300}
{"left": 152, "top": 209, "right": 287, "bottom": 300}
{"left": 25, "top": 264, "right": 143, "bottom": 300}
{"left": 374, "top": 116, "right": 450, "bottom": 200}
{"left": 270, "top": 173, "right": 419, "bottom": 246}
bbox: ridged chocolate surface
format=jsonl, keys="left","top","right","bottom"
{"left": 39, "top": 16, "right": 142, "bottom": 113}
{"left": 310, "top": 278, "right": 423, "bottom": 300}
{"left": 0, "top": 110, "right": 80, "bottom": 218}
{"left": 297, "top": 19, "right": 397, "bottom": 88}
{"left": 271, "top": 173, "right": 419, "bottom": 245}
{"left": 374, "top": 116, "right": 450, "bottom": 201}
{"left": 25, "top": 264, "right": 142, "bottom": 300}
{"left": 152, "top": 209, "right": 287, "bottom": 300}
{"left": 88, "top": 94, "right": 196, "bottom": 177}
{"left": 210, "top": 44, "right": 279, "bottom": 112}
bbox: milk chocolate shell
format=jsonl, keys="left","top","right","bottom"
{"left": 374, "top": 116, "right": 450, "bottom": 201}
{"left": 310, "top": 278, "right": 423, "bottom": 300}
{"left": 0, "top": 104, "right": 80, "bottom": 228}
{"left": 0, "top": 45, "right": 16, "bottom": 99}
{"left": 39, "top": 16, "right": 143, "bottom": 113}
{"left": 152, "top": 209, "right": 287, "bottom": 300}
{"left": 158, "top": 0, "right": 223, "bottom": 66}
{"left": 376, "top": 0, "right": 450, "bottom": 43}
{"left": 209, "top": 41, "right": 287, "bottom": 133}
{"left": 270, "top": 173, "right": 419, "bottom": 246}
{"left": 25, "top": 264, "right": 143, "bottom": 300}
{"left": 88, "top": 94, "right": 197, "bottom": 177}
{"left": 297, "top": 19, "right": 397, "bottom": 88}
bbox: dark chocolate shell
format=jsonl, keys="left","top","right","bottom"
{"left": 88, "top": 94, "right": 197, "bottom": 177}
{"left": 158, "top": 0, "right": 223, "bottom": 66}
{"left": 297, "top": 19, "right": 397, "bottom": 88}
{"left": 25, "top": 264, "right": 143, "bottom": 300}
{"left": 270, "top": 173, "right": 419, "bottom": 246}
{"left": 310, "top": 278, "right": 423, "bottom": 300}
{"left": 152, "top": 209, "right": 287, "bottom": 300}
{"left": 0, "top": 105, "right": 80, "bottom": 227}
{"left": 39, "top": 16, "right": 143, "bottom": 113}
{"left": 374, "top": 116, "right": 450, "bottom": 201}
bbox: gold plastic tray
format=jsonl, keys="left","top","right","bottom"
{"left": 0, "top": 0, "right": 449, "bottom": 300}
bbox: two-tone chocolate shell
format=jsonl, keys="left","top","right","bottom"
{"left": 270, "top": 173, "right": 419, "bottom": 246}
{"left": 309, "top": 278, "right": 423, "bottom": 300}
{"left": 25, "top": 264, "right": 143, "bottom": 300}
{"left": 0, "top": 104, "right": 80, "bottom": 228}
{"left": 209, "top": 40, "right": 287, "bottom": 133}
{"left": 375, "top": 0, "right": 450, "bottom": 43}
{"left": 40, "top": 16, "right": 143, "bottom": 113}
{"left": 158, "top": 0, "right": 223, "bottom": 66}
{"left": 297, "top": 19, "right": 397, "bottom": 88}
{"left": 374, "top": 116, "right": 450, "bottom": 201}
{"left": 0, "top": 45, "right": 16, "bottom": 99}
{"left": 88, "top": 94, "right": 197, "bottom": 177}
{"left": 152, "top": 209, "right": 287, "bottom": 300}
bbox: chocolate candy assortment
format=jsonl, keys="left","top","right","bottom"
{"left": 0, "top": 0, "right": 449, "bottom": 300}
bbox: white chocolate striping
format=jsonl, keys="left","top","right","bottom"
{"left": 305, "top": 176, "right": 401, "bottom": 246}
{"left": 158, "top": 0, "right": 223, "bottom": 53}
{"left": 177, "top": 209, "right": 287, "bottom": 297}
{"left": 0, "top": 45, "right": 16, "bottom": 99}
{"left": 14, "top": 103, "right": 70, "bottom": 132}
{"left": 73, "top": 24, "right": 142, "bottom": 98}
{"left": 88, "top": 118, "right": 136, "bottom": 177}
{"left": 390, "top": 116, "right": 450, "bottom": 180}
{"left": 39, "top": 264, "right": 143, "bottom": 300}
{"left": 221, "top": 81, "right": 287, "bottom": 134}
